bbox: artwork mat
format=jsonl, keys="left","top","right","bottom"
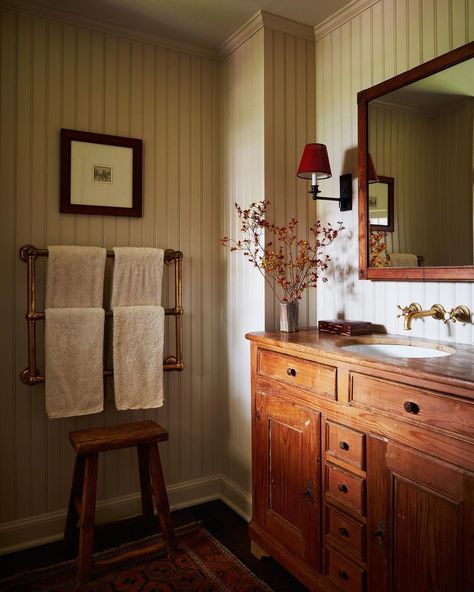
{"left": 70, "top": 141, "right": 132, "bottom": 207}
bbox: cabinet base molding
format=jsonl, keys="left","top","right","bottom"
{"left": 250, "top": 540, "right": 269, "bottom": 559}
{"left": 250, "top": 522, "right": 326, "bottom": 592}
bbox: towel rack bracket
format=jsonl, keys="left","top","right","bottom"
{"left": 20, "top": 368, "right": 44, "bottom": 385}
{"left": 19, "top": 244, "right": 37, "bottom": 262}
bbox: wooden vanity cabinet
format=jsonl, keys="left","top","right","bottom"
{"left": 248, "top": 333, "right": 474, "bottom": 592}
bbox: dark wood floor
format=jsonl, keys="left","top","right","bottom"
{"left": 0, "top": 500, "right": 308, "bottom": 591}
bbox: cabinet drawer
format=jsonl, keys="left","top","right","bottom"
{"left": 326, "top": 421, "right": 366, "bottom": 470}
{"left": 326, "top": 463, "right": 366, "bottom": 516}
{"left": 350, "top": 373, "right": 474, "bottom": 439}
{"left": 257, "top": 349, "right": 337, "bottom": 398}
{"left": 327, "top": 548, "right": 365, "bottom": 592}
{"left": 326, "top": 505, "right": 365, "bottom": 561}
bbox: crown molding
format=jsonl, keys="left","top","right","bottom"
{"left": 218, "top": 10, "right": 264, "bottom": 59}
{"left": 260, "top": 10, "right": 315, "bottom": 42}
{"left": 0, "top": 0, "right": 219, "bottom": 60}
{"left": 218, "top": 9, "right": 314, "bottom": 60}
{"left": 314, "top": 0, "right": 380, "bottom": 41}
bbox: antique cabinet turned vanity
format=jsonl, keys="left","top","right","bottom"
{"left": 247, "top": 41, "right": 474, "bottom": 592}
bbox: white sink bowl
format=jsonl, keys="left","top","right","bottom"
{"left": 339, "top": 339, "right": 455, "bottom": 359}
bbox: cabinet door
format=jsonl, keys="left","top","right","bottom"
{"left": 367, "top": 435, "right": 474, "bottom": 592}
{"left": 254, "top": 391, "right": 321, "bottom": 569}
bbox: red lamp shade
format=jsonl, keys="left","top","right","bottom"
{"left": 368, "top": 153, "right": 379, "bottom": 183}
{"left": 297, "top": 143, "right": 332, "bottom": 180}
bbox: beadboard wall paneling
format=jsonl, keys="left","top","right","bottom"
{"left": 0, "top": 7, "right": 220, "bottom": 531}
{"left": 369, "top": 100, "right": 473, "bottom": 266}
{"left": 263, "top": 27, "right": 316, "bottom": 330}
{"left": 218, "top": 21, "right": 316, "bottom": 494}
{"left": 219, "top": 28, "right": 266, "bottom": 495}
{"left": 369, "top": 103, "right": 439, "bottom": 263}
{"left": 315, "top": 0, "right": 474, "bottom": 345}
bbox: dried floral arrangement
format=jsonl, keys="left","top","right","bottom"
{"left": 369, "top": 230, "right": 389, "bottom": 267}
{"left": 220, "top": 200, "right": 344, "bottom": 304}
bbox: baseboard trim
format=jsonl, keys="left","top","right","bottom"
{"left": 0, "top": 475, "right": 250, "bottom": 555}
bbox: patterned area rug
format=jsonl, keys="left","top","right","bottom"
{"left": 0, "top": 527, "right": 272, "bottom": 591}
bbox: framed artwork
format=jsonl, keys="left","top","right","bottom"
{"left": 60, "top": 129, "right": 142, "bottom": 217}
{"left": 369, "top": 175, "right": 394, "bottom": 232}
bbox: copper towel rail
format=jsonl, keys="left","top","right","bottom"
{"left": 19, "top": 244, "right": 184, "bottom": 386}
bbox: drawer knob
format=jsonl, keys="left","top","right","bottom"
{"left": 339, "top": 441, "right": 349, "bottom": 451}
{"left": 338, "top": 527, "right": 349, "bottom": 537}
{"left": 338, "top": 570, "right": 349, "bottom": 581}
{"left": 403, "top": 401, "right": 420, "bottom": 414}
{"left": 287, "top": 368, "right": 296, "bottom": 377}
{"left": 338, "top": 483, "right": 348, "bottom": 494}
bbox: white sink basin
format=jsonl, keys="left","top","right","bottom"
{"left": 339, "top": 339, "right": 455, "bottom": 359}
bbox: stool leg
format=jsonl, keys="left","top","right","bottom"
{"left": 64, "top": 455, "right": 85, "bottom": 548}
{"left": 137, "top": 444, "right": 155, "bottom": 530}
{"left": 148, "top": 443, "right": 176, "bottom": 553}
{"left": 78, "top": 453, "right": 98, "bottom": 581}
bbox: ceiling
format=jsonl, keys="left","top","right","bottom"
{"left": 28, "top": 0, "right": 355, "bottom": 49}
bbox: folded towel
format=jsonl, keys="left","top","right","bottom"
{"left": 45, "top": 308, "right": 104, "bottom": 418}
{"left": 112, "top": 306, "right": 164, "bottom": 410}
{"left": 46, "top": 246, "right": 106, "bottom": 308}
{"left": 111, "top": 247, "right": 164, "bottom": 307}
{"left": 389, "top": 253, "right": 418, "bottom": 267}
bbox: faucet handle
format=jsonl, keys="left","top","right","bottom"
{"left": 396, "top": 304, "right": 407, "bottom": 318}
{"left": 397, "top": 303, "right": 422, "bottom": 318}
{"left": 448, "top": 305, "right": 471, "bottom": 324}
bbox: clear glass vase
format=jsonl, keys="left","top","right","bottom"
{"left": 280, "top": 301, "right": 299, "bottom": 332}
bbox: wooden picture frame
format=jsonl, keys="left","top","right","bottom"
{"left": 369, "top": 176, "right": 394, "bottom": 233}
{"left": 60, "top": 129, "right": 142, "bottom": 217}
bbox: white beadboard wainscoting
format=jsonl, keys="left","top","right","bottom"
{"left": 0, "top": 4, "right": 222, "bottom": 551}
{"left": 315, "top": 0, "right": 474, "bottom": 346}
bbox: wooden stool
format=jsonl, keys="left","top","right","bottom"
{"left": 64, "top": 420, "right": 175, "bottom": 581}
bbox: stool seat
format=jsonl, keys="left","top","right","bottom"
{"left": 70, "top": 420, "right": 168, "bottom": 455}
{"left": 65, "top": 420, "right": 175, "bottom": 582}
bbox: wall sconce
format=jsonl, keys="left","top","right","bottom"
{"left": 368, "top": 153, "right": 379, "bottom": 183}
{"left": 297, "top": 143, "right": 352, "bottom": 211}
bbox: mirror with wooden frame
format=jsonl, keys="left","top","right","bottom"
{"left": 358, "top": 41, "right": 474, "bottom": 281}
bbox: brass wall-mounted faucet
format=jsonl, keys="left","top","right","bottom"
{"left": 397, "top": 302, "right": 471, "bottom": 330}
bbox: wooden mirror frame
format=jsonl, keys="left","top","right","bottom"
{"left": 369, "top": 175, "right": 394, "bottom": 233}
{"left": 357, "top": 41, "right": 474, "bottom": 281}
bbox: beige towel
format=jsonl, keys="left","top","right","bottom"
{"left": 389, "top": 253, "right": 418, "bottom": 267}
{"left": 45, "top": 308, "right": 104, "bottom": 418}
{"left": 111, "top": 247, "right": 164, "bottom": 307}
{"left": 112, "top": 306, "right": 164, "bottom": 410}
{"left": 46, "top": 246, "right": 106, "bottom": 308}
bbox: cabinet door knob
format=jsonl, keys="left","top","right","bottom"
{"left": 339, "top": 441, "right": 349, "bottom": 451}
{"left": 287, "top": 367, "right": 296, "bottom": 377}
{"left": 403, "top": 401, "right": 419, "bottom": 414}
{"left": 338, "top": 570, "right": 349, "bottom": 581}
{"left": 338, "top": 527, "right": 349, "bottom": 537}
{"left": 337, "top": 483, "right": 348, "bottom": 494}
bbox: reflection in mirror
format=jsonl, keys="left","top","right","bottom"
{"left": 368, "top": 57, "right": 474, "bottom": 268}
{"left": 369, "top": 176, "right": 394, "bottom": 232}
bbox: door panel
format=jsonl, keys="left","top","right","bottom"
{"left": 254, "top": 391, "right": 321, "bottom": 569}
{"left": 367, "top": 435, "right": 473, "bottom": 592}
